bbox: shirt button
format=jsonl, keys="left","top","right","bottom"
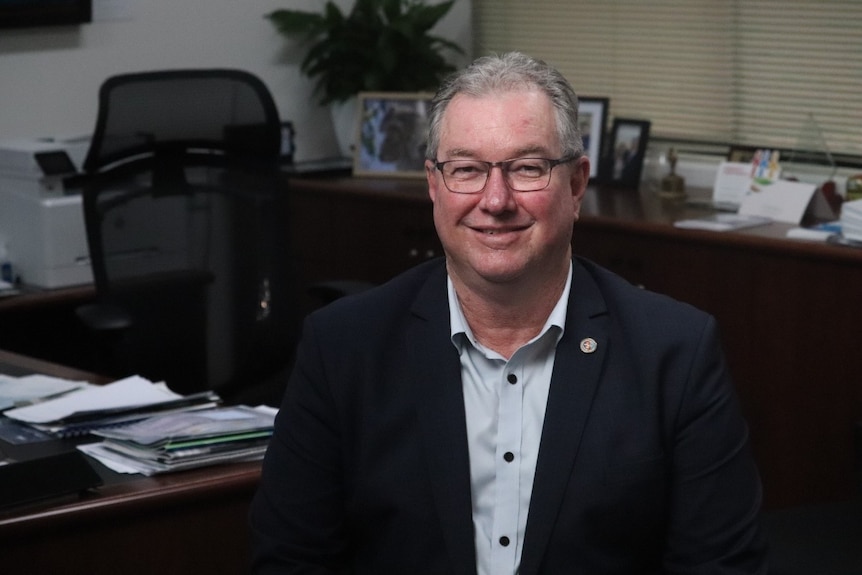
{"left": 507, "top": 373, "right": 517, "bottom": 384}
{"left": 504, "top": 451, "right": 514, "bottom": 462}
{"left": 499, "top": 536, "right": 510, "bottom": 547}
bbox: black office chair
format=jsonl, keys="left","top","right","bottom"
{"left": 75, "top": 68, "right": 342, "bottom": 405}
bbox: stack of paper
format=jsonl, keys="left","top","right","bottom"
{"left": 0, "top": 374, "right": 89, "bottom": 412}
{"left": 673, "top": 213, "right": 771, "bottom": 232}
{"left": 3, "top": 375, "right": 220, "bottom": 437}
{"left": 840, "top": 199, "right": 862, "bottom": 242}
{"left": 79, "top": 405, "right": 276, "bottom": 475}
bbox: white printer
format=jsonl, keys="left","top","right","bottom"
{"left": 0, "top": 137, "right": 93, "bottom": 288}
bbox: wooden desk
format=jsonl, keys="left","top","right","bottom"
{"left": 0, "top": 284, "right": 98, "bottom": 372}
{"left": 0, "top": 350, "right": 261, "bottom": 575}
{"left": 287, "top": 176, "right": 862, "bottom": 510}
{"left": 0, "top": 284, "right": 94, "bottom": 314}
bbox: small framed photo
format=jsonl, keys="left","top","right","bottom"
{"left": 602, "top": 118, "right": 651, "bottom": 189}
{"left": 577, "top": 97, "right": 609, "bottom": 181}
{"left": 353, "top": 92, "right": 434, "bottom": 178}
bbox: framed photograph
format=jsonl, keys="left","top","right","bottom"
{"left": 602, "top": 118, "right": 651, "bottom": 189}
{"left": 353, "top": 92, "right": 434, "bottom": 178}
{"left": 577, "top": 97, "right": 609, "bottom": 181}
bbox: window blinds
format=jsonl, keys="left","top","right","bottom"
{"left": 473, "top": 0, "right": 862, "bottom": 158}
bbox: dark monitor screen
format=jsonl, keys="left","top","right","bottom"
{"left": 0, "top": 0, "right": 92, "bottom": 29}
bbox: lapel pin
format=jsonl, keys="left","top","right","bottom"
{"left": 580, "top": 338, "right": 598, "bottom": 354}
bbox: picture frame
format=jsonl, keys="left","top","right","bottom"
{"left": 353, "top": 91, "right": 434, "bottom": 178}
{"left": 602, "top": 118, "right": 651, "bottom": 189}
{"left": 577, "top": 97, "right": 609, "bottom": 181}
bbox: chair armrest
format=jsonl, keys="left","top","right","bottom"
{"left": 75, "top": 302, "right": 134, "bottom": 332}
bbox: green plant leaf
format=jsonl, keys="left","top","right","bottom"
{"left": 265, "top": 10, "right": 325, "bottom": 36}
{"left": 267, "top": 0, "right": 463, "bottom": 104}
{"left": 405, "top": 0, "right": 455, "bottom": 33}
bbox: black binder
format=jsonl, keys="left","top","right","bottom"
{"left": 0, "top": 450, "right": 103, "bottom": 510}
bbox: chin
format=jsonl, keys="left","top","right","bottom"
{"left": 469, "top": 256, "right": 530, "bottom": 285}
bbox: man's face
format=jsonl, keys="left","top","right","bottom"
{"left": 426, "top": 89, "right": 589, "bottom": 289}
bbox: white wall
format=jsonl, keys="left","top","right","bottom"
{"left": 0, "top": 0, "right": 472, "bottom": 162}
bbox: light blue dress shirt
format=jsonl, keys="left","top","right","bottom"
{"left": 448, "top": 264, "right": 571, "bottom": 575}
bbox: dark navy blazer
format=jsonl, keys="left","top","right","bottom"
{"left": 250, "top": 257, "right": 767, "bottom": 574}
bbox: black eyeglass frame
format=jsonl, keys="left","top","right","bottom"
{"left": 433, "top": 155, "right": 578, "bottom": 194}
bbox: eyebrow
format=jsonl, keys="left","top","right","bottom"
{"left": 443, "top": 148, "right": 485, "bottom": 160}
{"left": 442, "top": 145, "right": 553, "bottom": 160}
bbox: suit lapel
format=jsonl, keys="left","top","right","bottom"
{"left": 519, "top": 260, "right": 610, "bottom": 575}
{"left": 409, "top": 264, "right": 477, "bottom": 575}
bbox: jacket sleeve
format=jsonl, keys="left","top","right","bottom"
{"left": 662, "top": 315, "right": 767, "bottom": 574}
{"left": 248, "top": 315, "right": 351, "bottom": 575}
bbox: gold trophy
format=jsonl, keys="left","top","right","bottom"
{"left": 659, "top": 147, "right": 686, "bottom": 199}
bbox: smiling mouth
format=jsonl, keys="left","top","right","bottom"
{"left": 476, "top": 225, "right": 527, "bottom": 235}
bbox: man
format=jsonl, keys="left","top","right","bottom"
{"left": 249, "top": 52, "right": 767, "bottom": 574}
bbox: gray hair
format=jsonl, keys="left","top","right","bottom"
{"left": 425, "top": 52, "right": 583, "bottom": 161}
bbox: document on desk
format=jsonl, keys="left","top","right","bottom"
{"left": 3, "top": 376, "right": 220, "bottom": 437}
{"left": 712, "top": 161, "right": 756, "bottom": 206}
{"left": 79, "top": 405, "right": 276, "bottom": 475}
{"left": 673, "top": 213, "right": 772, "bottom": 232}
{"left": 4, "top": 375, "right": 180, "bottom": 424}
{"left": 0, "top": 374, "right": 89, "bottom": 412}
{"left": 79, "top": 440, "right": 269, "bottom": 475}
{"left": 93, "top": 405, "right": 275, "bottom": 447}
{"left": 737, "top": 179, "right": 820, "bottom": 224}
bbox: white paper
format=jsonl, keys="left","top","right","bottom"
{"left": 78, "top": 442, "right": 146, "bottom": 474}
{"left": 674, "top": 213, "right": 771, "bottom": 232}
{"left": 712, "top": 162, "right": 755, "bottom": 206}
{"left": 0, "top": 375, "right": 89, "bottom": 411}
{"left": 78, "top": 440, "right": 267, "bottom": 476}
{"left": 4, "top": 375, "right": 179, "bottom": 424}
{"left": 93, "top": 405, "right": 275, "bottom": 446}
{"left": 737, "top": 180, "right": 818, "bottom": 224}
{"left": 839, "top": 199, "right": 862, "bottom": 240}
{"left": 786, "top": 228, "right": 834, "bottom": 241}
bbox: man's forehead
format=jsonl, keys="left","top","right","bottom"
{"left": 438, "top": 91, "right": 559, "bottom": 156}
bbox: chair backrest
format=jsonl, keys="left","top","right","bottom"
{"left": 84, "top": 68, "right": 281, "bottom": 174}
{"left": 79, "top": 69, "right": 297, "bottom": 399}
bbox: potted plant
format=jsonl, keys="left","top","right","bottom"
{"left": 266, "top": 0, "right": 463, "bottom": 156}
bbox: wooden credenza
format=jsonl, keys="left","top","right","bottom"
{"left": 286, "top": 175, "right": 862, "bottom": 510}
{"left": 286, "top": 176, "right": 443, "bottom": 289}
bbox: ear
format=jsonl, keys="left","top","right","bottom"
{"left": 426, "top": 160, "right": 440, "bottom": 203}
{"left": 570, "top": 156, "right": 591, "bottom": 219}
{"left": 570, "top": 156, "right": 590, "bottom": 198}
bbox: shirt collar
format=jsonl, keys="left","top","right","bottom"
{"left": 448, "top": 261, "right": 572, "bottom": 353}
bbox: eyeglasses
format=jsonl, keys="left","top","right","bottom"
{"left": 434, "top": 156, "right": 576, "bottom": 194}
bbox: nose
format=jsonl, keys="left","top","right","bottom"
{"left": 479, "top": 165, "right": 516, "bottom": 213}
